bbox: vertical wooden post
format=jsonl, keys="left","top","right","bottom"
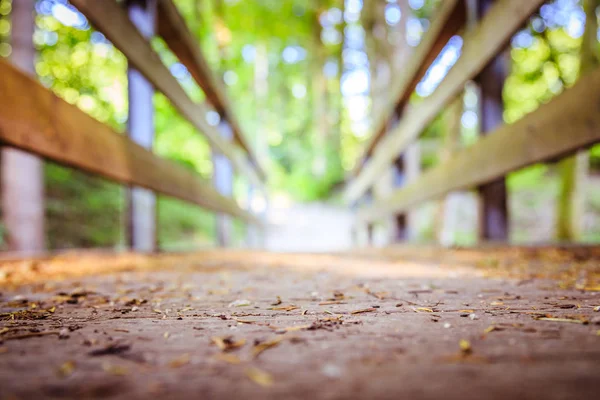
{"left": 435, "top": 95, "right": 463, "bottom": 245}
{"left": 392, "top": 154, "right": 408, "bottom": 241}
{"left": 1, "top": 0, "right": 45, "bottom": 253}
{"left": 125, "top": 0, "right": 157, "bottom": 252}
{"left": 474, "top": 0, "right": 508, "bottom": 242}
{"left": 213, "top": 119, "right": 234, "bottom": 246}
{"left": 555, "top": 0, "right": 599, "bottom": 241}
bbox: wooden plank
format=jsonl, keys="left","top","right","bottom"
{"left": 357, "top": 66, "right": 600, "bottom": 222}
{"left": 156, "top": 0, "right": 265, "bottom": 180}
{"left": 350, "top": 0, "right": 465, "bottom": 177}
{"left": 345, "top": 0, "right": 545, "bottom": 204}
{"left": 0, "top": 59, "right": 259, "bottom": 224}
{"left": 69, "top": 0, "right": 263, "bottom": 188}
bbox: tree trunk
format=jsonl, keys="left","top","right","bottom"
{"left": 1, "top": 0, "right": 45, "bottom": 253}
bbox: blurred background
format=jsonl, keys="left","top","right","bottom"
{"left": 0, "top": 0, "right": 599, "bottom": 252}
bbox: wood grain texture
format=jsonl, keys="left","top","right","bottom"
{"left": 358, "top": 66, "right": 600, "bottom": 222}
{"left": 345, "top": 0, "right": 545, "bottom": 203}
{"left": 156, "top": 0, "right": 265, "bottom": 180}
{"left": 350, "top": 0, "right": 465, "bottom": 177}
{"left": 69, "top": 0, "right": 263, "bottom": 188}
{"left": 0, "top": 59, "right": 259, "bottom": 224}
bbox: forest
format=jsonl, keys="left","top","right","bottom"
{"left": 0, "top": 0, "right": 599, "bottom": 249}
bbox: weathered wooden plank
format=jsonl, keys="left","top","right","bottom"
{"left": 357, "top": 66, "right": 600, "bottom": 222}
{"left": 156, "top": 0, "right": 265, "bottom": 180}
{"left": 69, "top": 0, "right": 263, "bottom": 188}
{"left": 345, "top": 0, "right": 545, "bottom": 204}
{"left": 0, "top": 59, "right": 259, "bottom": 224}
{"left": 350, "top": 0, "right": 465, "bottom": 177}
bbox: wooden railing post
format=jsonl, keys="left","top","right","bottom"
{"left": 213, "top": 119, "right": 234, "bottom": 246}
{"left": 125, "top": 0, "right": 157, "bottom": 252}
{"left": 474, "top": 0, "right": 508, "bottom": 242}
{"left": 392, "top": 155, "right": 408, "bottom": 241}
{"left": 1, "top": 0, "right": 45, "bottom": 253}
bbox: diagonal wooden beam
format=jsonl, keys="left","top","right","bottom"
{"left": 357, "top": 66, "right": 600, "bottom": 222}
{"left": 156, "top": 0, "right": 266, "bottom": 180}
{"left": 344, "top": 0, "right": 545, "bottom": 204}
{"left": 0, "top": 59, "right": 260, "bottom": 224}
{"left": 350, "top": 0, "right": 465, "bottom": 178}
{"left": 70, "top": 0, "right": 263, "bottom": 188}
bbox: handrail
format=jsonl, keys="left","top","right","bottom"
{"left": 156, "top": 0, "right": 266, "bottom": 180}
{"left": 357, "top": 66, "right": 600, "bottom": 222}
{"left": 350, "top": 0, "right": 465, "bottom": 177}
{"left": 70, "top": 0, "right": 263, "bottom": 189}
{"left": 344, "top": 0, "right": 545, "bottom": 204}
{"left": 0, "top": 59, "right": 260, "bottom": 224}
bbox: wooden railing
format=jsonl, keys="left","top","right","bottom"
{"left": 0, "top": 0, "right": 263, "bottom": 252}
{"left": 70, "top": 0, "right": 264, "bottom": 189}
{"left": 345, "top": 0, "right": 600, "bottom": 240}
{"left": 0, "top": 60, "right": 258, "bottom": 224}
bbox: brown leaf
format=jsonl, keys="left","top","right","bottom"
{"left": 351, "top": 308, "right": 377, "bottom": 315}
{"left": 245, "top": 367, "right": 273, "bottom": 387}
{"left": 459, "top": 339, "right": 472, "bottom": 354}
{"left": 535, "top": 317, "right": 588, "bottom": 324}
{"left": 212, "top": 353, "right": 242, "bottom": 364}
{"left": 88, "top": 343, "right": 131, "bottom": 356}
{"left": 414, "top": 307, "right": 434, "bottom": 313}
{"left": 319, "top": 300, "right": 345, "bottom": 305}
{"left": 268, "top": 305, "right": 299, "bottom": 312}
{"left": 169, "top": 353, "right": 191, "bottom": 368}
{"left": 57, "top": 361, "right": 76, "bottom": 378}
{"left": 102, "top": 363, "right": 129, "bottom": 376}
{"left": 252, "top": 337, "right": 283, "bottom": 358}
{"left": 211, "top": 336, "right": 246, "bottom": 352}
{"left": 271, "top": 296, "right": 282, "bottom": 306}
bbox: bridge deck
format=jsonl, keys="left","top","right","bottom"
{"left": 0, "top": 248, "right": 599, "bottom": 399}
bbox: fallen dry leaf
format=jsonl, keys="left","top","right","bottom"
{"left": 414, "top": 307, "right": 434, "bottom": 313}
{"left": 459, "top": 339, "right": 472, "bottom": 354}
{"left": 212, "top": 353, "right": 242, "bottom": 364}
{"left": 169, "top": 353, "right": 191, "bottom": 368}
{"left": 88, "top": 343, "right": 131, "bottom": 356}
{"left": 57, "top": 360, "right": 76, "bottom": 378}
{"left": 102, "top": 363, "right": 129, "bottom": 376}
{"left": 351, "top": 308, "right": 377, "bottom": 315}
{"left": 268, "top": 305, "right": 299, "bottom": 312}
{"left": 271, "top": 296, "right": 282, "bottom": 306}
{"left": 252, "top": 337, "right": 283, "bottom": 358}
{"left": 274, "top": 324, "right": 312, "bottom": 332}
{"left": 245, "top": 367, "right": 273, "bottom": 387}
{"left": 212, "top": 336, "right": 246, "bottom": 352}
{"left": 319, "top": 300, "right": 345, "bottom": 305}
{"left": 535, "top": 317, "right": 587, "bottom": 324}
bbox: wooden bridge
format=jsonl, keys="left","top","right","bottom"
{"left": 0, "top": 0, "right": 599, "bottom": 399}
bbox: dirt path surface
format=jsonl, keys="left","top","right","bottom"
{"left": 0, "top": 249, "right": 599, "bottom": 399}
